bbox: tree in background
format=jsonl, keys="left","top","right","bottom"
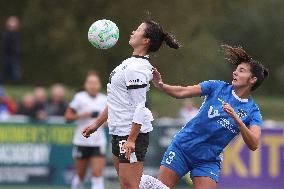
{"left": 0, "top": 0, "right": 283, "bottom": 95}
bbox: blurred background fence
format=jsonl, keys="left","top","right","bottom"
{"left": 0, "top": 118, "right": 283, "bottom": 189}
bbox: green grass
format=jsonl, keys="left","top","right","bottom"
{"left": 0, "top": 186, "right": 69, "bottom": 189}
{"left": 0, "top": 185, "right": 191, "bottom": 189}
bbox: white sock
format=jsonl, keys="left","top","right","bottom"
{"left": 91, "top": 176, "right": 104, "bottom": 189}
{"left": 71, "top": 175, "right": 84, "bottom": 189}
{"left": 139, "top": 175, "right": 170, "bottom": 189}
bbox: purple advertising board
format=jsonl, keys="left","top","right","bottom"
{"left": 219, "top": 128, "right": 284, "bottom": 189}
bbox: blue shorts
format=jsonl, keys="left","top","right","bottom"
{"left": 161, "top": 142, "right": 221, "bottom": 182}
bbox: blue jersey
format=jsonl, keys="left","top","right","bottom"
{"left": 172, "top": 80, "right": 263, "bottom": 162}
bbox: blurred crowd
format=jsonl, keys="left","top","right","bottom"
{"left": 0, "top": 82, "right": 200, "bottom": 123}
{"left": 0, "top": 83, "right": 67, "bottom": 122}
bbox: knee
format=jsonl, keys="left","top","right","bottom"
{"left": 92, "top": 169, "right": 103, "bottom": 177}
{"left": 77, "top": 173, "right": 85, "bottom": 181}
{"left": 157, "top": 175, "right": 174, "bottom": 189}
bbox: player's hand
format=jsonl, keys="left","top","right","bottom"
{"left": 222, "top": 102, "right": 237, "bottom": 119}
{"left": 82, "top": 125, "right": 97, "bottom": 138}
{"left": 152, "top": 67, "right": 164, "bottom": 89}
{"left": 123, "top": 140, "right": 135, "bottom": 160}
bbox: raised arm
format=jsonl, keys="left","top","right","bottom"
{"left": 222, "top": 103, "right": 261, "bottom": 151}
{"left": 152, "top": 68, "right": 202, "bottom": 99}
{"left": 82, "top": 106, "right": 108, "bottom": 138}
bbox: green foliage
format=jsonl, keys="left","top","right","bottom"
{"left": 0, "top": 0, "right": 283, "bottom": 95}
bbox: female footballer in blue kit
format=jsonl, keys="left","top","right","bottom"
{"left": 139, "top": 44, "right": 268, "bottom": 189}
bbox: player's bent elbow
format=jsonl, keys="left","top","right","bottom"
{"left": 250, "top": 147, "right": 257, "bottom": 151}
{"left": 64, "top": 114, "right": 75, "bottom": 122}
{"left": 248, "top": 144, "right": 259, "bottom": 151}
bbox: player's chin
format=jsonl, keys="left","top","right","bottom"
{"left": 129, "top": 37, "right": 133, "bottom": 44}
{"left": 232, "top": 80, "right": 238, "bottom": 87}
{"left": 129, "top": 37, "right": 138, "bottom": 46}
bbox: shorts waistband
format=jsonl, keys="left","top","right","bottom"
{"left": 112, "top": 132, "right": 149, "bottom": 138}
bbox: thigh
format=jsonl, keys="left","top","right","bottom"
{"left": 119, "top": 162, "right": 144, "bottom": 189}
{"left": 190, "top": 161, "right": 221, "bottom": 183}
{"left": 75, "top": 159, "right": 89, "bottom": 179}
{"left": 192, "top": 177, "right": 216, "bottom": 189}
{"left": 72, "top": 146, "right": 89, "bottom": 179}
{"left": 160, "top": 142, "right": 190, "bottom": 179}
{"left": 113, "top": 133, "right": 149, "bottom": 163}
{"left": 113, "top": 155, "right": 120, "bottom": 176}
{"left": 90, "top": 156, "right": 106, "bottom": 177}
{"left": 158, "top": 165, "right": 180, "bottom": 189}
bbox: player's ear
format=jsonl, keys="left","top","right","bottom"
{"left": 250, "top": 76, "right": 257, "bottom": 85}
{"left": 143, "top": 38, "right": 150, "bottom": 45}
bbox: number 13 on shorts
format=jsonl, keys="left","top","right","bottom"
{"left": 166, "top": 151, "right": 176, "bottom": 164}
{"left": 119, "top": 140, "right": 126, "bottom": 153}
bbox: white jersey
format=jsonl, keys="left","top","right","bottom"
{"left": 107, "top": 55, "right": 154, "bottom": 136}
{"left": 69, "top": 91, "right": 107, "bottom": 147}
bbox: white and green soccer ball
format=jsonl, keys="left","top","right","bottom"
{"left": 88, "top": 19, "right": 119, "bottom": 49}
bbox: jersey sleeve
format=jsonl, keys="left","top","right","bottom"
{"left": 69, "top": 93, "right": 80, "bottom": 111}
{"left": 125, "top": 67, "right": 148, "bottom": 90}
{"left": 248, "top": 106, "right": 263, "bottom": 128}
{"left": 200, "top": 80, "right": 223, "bottom": 96}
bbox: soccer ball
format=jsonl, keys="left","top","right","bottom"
{"left": 88, "top": 19, "right": 119, "bottom": 49}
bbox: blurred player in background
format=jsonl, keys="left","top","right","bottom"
{"left": 178, "top": 99, "right": 198, "bottom": 122}
{"left": 65, "top": 71, "right": 107, "bottom": 189}
{"left": 140, "top": 44, "right": 269, "bottom": 189}
{"left": 82, "top": 20, "right": 180, "bottom": 189}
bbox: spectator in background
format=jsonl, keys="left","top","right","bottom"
{"left": 1, "top": 16, "right": 21, "bottom": 84}
{"left": 0, "top": 86, "right": 17, "bottom": 120}
{"left": 178, "top": 99, "right": 198, "bottom": 121}
{"left": 33, "top": 86, "right": 48, "bottom": 120}
{"left": 46, "top": 83, "right": 67, "bottom": 116}
{"left": 17, "top": 92, "right": 37, "bottom": 120}
{"left": 65, "top": 71, "right": 107, "bottom": 189}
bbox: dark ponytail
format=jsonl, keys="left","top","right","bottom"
{"left": 263, "top": 68, "right": 269, "bottom": 79}
{"left": 143, "top": 20, "right": 180, "bottom": 52}
{"left": 221, "top": 44, "right": 269, "bottom": 91}
{"left": 164, "top": 32, "right": 180, "bottom": 49}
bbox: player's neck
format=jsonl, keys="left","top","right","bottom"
{"left": 132, "top": 47, "right": 148, "bottom": 57}
{"left": 87, "top": 91, "right": 97, "bottom": 98}
{"left": 233, "top": 87, "right": 250, "bottom": 99}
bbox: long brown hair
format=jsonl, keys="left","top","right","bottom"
{"left": 143, "top": 20, "right": 181, "bottom": 52}
{"left": 221, "top": 44, "right": 269, "bottom": 91}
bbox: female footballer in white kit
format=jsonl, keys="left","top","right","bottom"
{"left": 65, "top": 71, "right": 107, "bottom": 189}
{"left": 82, "top": 20, "right": 180, "bottom": 189}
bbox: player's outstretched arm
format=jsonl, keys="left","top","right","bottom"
{"left": 152, "top": 68, "right": 202, "bottom": 99}
{"left": 82, "top": 106, "right": 108, "bottom": 138}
